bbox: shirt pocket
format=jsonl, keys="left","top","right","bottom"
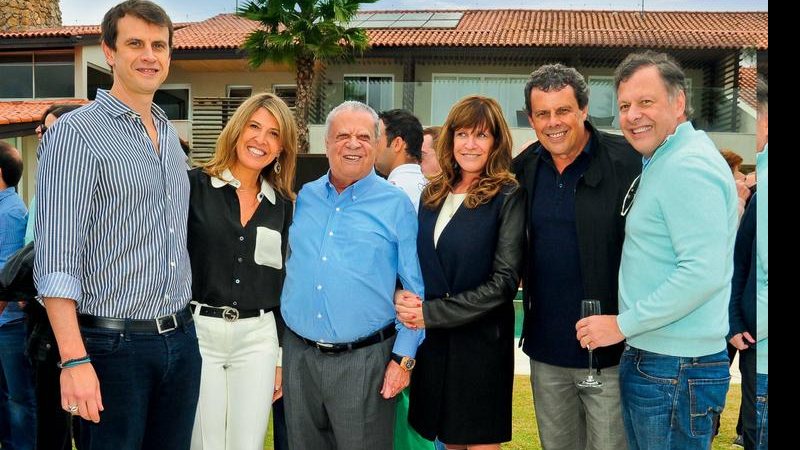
{"left": 254, "top": 227, "right": 283, "bottom": 269}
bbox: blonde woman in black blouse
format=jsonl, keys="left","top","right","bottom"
{"left": 187, "top": 93, "right": 296, "bottom": 450}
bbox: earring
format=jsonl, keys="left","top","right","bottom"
{"left": 453, "top": 161, "right": 459, "bottom": 170}
{"left": 274, "top": 160, "right": 282, "bottom": 174}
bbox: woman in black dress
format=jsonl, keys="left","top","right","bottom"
{"left": 396, "top": 95, "right": 525, "bottom": 449}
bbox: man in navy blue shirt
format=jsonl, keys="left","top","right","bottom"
{"left": 513, "top": 64, "right": 640, "bottom": 450}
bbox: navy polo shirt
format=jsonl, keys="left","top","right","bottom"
{"left": 527, "top": 140, "right": 594, "bottom": 368}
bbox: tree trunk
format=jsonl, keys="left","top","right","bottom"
{"left": 295, "top": 54, "right": 315, "bottom": 154}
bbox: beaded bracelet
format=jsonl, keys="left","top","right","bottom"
{"left": 57, "top": 355, "right": 92, "bottom": 369}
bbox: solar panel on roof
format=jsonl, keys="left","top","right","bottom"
{"left": 399, "top": 13, "right": 433, "bottom": 21}
{"left": 390, "top": 20, "right": 427, "bottom": 28}
{"left": 423, "top": 20, "right": 460, "bottom": 28}
{"left": 361, "top": 20, "right": 397, "bottom": 28}
{"left": 368, "top": 13, "right": 403, "bottom": 21}
{"left": 431, "top": 12, "right": 463, "bottom": 20}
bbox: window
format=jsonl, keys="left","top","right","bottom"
{"left": 227, "top": 85, "right": 252, "bottom": 98}
{"left": 588, "top": 75, "right": 693, "bottom": 129}
{"left": 0, "top": 52, "right": 74, "bottom": 99}
{"left": 154, "top": 85, "right": 190, "bottom": 120}
{"left": 343, "top": 75, "right": 393, "bottom": 112}
{"left": 588, "top": 76, "right": 618, "bottom": 128}
{"left": 431, "top": 74, "right": 527, "bottom": 126}
{"left": 273, "top": 85, "right": 297, "bottom": 108}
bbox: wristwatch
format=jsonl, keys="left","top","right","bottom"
{"left": 390, "top": 352, "right": 416, "bottom": 371}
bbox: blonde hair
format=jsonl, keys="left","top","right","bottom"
{"left": 202, "top": 93, "right": 297, "bottom": 200}
{"left": 423, "top": 95, "right": 517, "bottom": 209}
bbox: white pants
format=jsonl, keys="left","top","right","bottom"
{"left": 190, "top": 303, "right": 280, "bottom": 450}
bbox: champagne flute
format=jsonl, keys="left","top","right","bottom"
{"left": 577, "top": 299, "right": 603, "bottom": 388}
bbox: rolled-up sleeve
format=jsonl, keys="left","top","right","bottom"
{"left": 34, "top": 122, "right": 97, "bottom": 304}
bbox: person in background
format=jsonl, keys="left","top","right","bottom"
{"left": 396, "top": 95, "right": 525, "bottom": 450}
{"left": 576, "top": 50, "right": 738, "bottom": 449}
{"left": 375, "top": 109, "right": 426, "bottom": 212}
{"left": 421, "top": 126, "right": 442, "bottom": 178}
{"left": 280, "top": 101, "right": 424, "bottom": 450}
{"left": 34, "top": 1, "right": 201, "bottom": 447}
{"left": 187, "top": 93, "right": 296, "bottom": 450}
{"left": 25, "top": 104, "right": 83, "bottom": 246}
{"left": 513, "top": 63, "right": 639, "bottom": 450}
{"left": 0, "top": 141, "right": 33, "bottom": 450}
{"left": 719, "top": 149, "right": 752, "bottom": 219}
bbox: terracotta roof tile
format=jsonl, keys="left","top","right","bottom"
{"left": 173, "top": 14, "right": 261, "bottom": 50}
{"left": 0, "top": 23, "right": 190, "bottom": 39}
{"left": 0, "top": 25, "right": 101, "bottom": 39}
{"left": 2, "top": 10, "right": 767, "bottom": 50}
{"left": 365, "top": 10, "right": 767, "bottom": 49}
{"left": 0, "top": 99, "right": 89, "bottom": 126}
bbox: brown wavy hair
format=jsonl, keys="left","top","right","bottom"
{"left": 201, "top": 93, "right": 297, "bottom": 200}
{"left": 423, "top": 95, "right": 517, "bottom": 209}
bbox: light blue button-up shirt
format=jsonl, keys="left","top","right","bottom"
{"left": 281, "top": 170, "right": 425, "bottom": 357}
{"left": 0, "top": 186, "right": 27, "bottom": 326}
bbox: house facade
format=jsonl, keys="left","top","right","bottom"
{"left": 1, "top": 8, "right": 768, "bottom": 203}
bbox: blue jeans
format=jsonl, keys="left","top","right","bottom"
{"left": 619, "top": 346, "right": 730, "bottom": 450}
{"left": 754, "top": 373, "right": 768, "bottom": 450}
{"left": 77, "top": 322, "right": 201, "bottom": 450}
{"left": 0, "top": 320, "right": 36, "bottom": 450}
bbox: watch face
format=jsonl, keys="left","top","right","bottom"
{"left": 403, "top": 357, "right": 416, "bottom": 371}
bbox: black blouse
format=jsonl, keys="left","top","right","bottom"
{"left": 187, "top": 168, "right": 291, "bottom": 312}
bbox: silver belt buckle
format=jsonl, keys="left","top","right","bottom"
{"left": 156, "top": 314, "right": 178, "bottom": 334}
{"left": 315, "top": 341, "right": 334, "bottom": 350}
{"left": 222, "top": 306, "right": 240, "bottom": 322}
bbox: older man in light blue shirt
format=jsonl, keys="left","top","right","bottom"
{"left": 281, "top": 101, "right": 424, "bottom": 450}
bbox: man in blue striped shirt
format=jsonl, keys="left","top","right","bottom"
{"left": 33, "top": 2, "right": 200, "bottom": 448}
{"left": 281, "top": 101, "right": 425, "bottom": 449}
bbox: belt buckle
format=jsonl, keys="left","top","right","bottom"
{"left": 222, "top": 306, "right": 240, "bottom": 322}
{"left": 315, "top": 341, "right": 335, "bottom": 352}
{"left": 156, "top": 314, "right": 178, "bottom": 334}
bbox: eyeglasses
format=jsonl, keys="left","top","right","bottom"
{"left": 620, "top": 174, "right": 641, "bottom": 217}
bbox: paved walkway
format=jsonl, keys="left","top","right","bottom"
{"left": 513, "top": 339, "right": 742, "bottom": 384}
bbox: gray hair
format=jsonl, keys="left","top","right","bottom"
{"left": 614, "top": 50, "right": 694, "bottom": 118}
{"left": 524, "top": 63, "right": 590, "bottom": 113}
{"left": 324, "top": 101, "right": 380, "bottom": 142}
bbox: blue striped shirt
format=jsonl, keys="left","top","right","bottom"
{"left": 281, "top": 171, "right": 425, "bottom": 357}
{"left": 33, "top": 90, "right": 192, "bottom": 319}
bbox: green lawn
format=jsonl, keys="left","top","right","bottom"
{"left": 263, "top": 375, "right": 742, "bottom": 449}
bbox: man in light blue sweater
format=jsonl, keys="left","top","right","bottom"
{"left": 576, "top": 51, "right": 738, "bottom": 449}
{"left": 752, "top": 74, "right": 768, "bottom": 449}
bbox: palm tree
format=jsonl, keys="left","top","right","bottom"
{"left": 239, "top": 0, "right": 378, "bottom": 153}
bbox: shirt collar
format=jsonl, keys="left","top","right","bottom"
{"left": 325, "top": 169, "right": 379, "bottom": 200}
{"left": 211, "top": 168, "right": 276, "bottom": 204}
{"left": 94, "top": 89, "right": 169, "bottom": 122}
{"left": 0, "top": 186, "right": 16, "bottom": 201}
{"left": 389, "top": 164, "right": 423, "bottom": 176}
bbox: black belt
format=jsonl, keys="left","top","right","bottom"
{"left": 294, "top": 323, "right": 396, "bottom": 354}
{"left": 78, "top": 307, "right": 193, "bottom": 335}
{"left": 190, "top": 303, "right": 272, "bottom": 322}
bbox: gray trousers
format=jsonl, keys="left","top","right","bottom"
{"left": 283, "top": 330, "right": 397, "bottom": 450}
{"left": 530, "top": 360, "right": 627, "bottom": 450}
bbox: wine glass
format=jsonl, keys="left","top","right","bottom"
{"left": 577, "top": 299, "right": 603, "bottom": 388}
